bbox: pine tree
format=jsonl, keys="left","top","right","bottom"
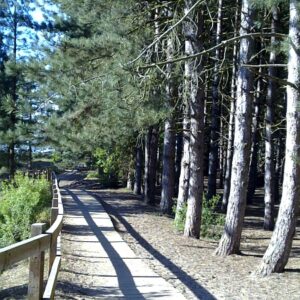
{"left": 0, "top": 0, "right": 41, "bottom": 175}
{"left": 216, "top": 0, "right": 255, "bottom": 255}
{"left": 183, "top": 0, "right": 205, "bottom": 239}
{"left": 258, "top": 0, "right": 300, "bottom": 276}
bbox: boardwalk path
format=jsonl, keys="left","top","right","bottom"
{"left": 56, "top": 174, "right": 186, "bottom": 299}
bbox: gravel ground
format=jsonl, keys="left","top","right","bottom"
{"left": 87, "top": 188, "right": 300, "bottom": 300}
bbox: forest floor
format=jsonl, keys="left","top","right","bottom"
{"left": 83, "top": 187, "right": 300, "bottom": 300}
{"left": 1, "top": 172, "right": 299, "bottom": 299}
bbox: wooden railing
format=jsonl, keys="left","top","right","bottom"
{"left": 0, "top": 172, "right": 64, "bottom": 300}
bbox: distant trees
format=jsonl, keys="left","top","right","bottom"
{"left": 0, "top": 0, "right": 44, "bottom": 175}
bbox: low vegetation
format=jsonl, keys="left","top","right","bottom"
{"left": 0, "top": 173, "right": 51, "bottom": 247}
{"left": 173, "top": 195, "right": 225, "bottom": 239}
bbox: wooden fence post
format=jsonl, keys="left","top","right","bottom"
{"left": 28, "top": 223, "right": 46, "bottom": 300}
{"left": 52, "top": 196, "right": 58, "bottom": 208}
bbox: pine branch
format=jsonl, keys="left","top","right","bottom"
{"left": 242, "top": 64, "right": 287, "bottom": 68}
{"left": 127, "top": 0, "right": 206, "bottom": 65}
{"left": 137, "top": 32, "right": 287, "bottom": 69}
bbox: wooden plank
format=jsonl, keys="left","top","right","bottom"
{"left": 58, "top": 202, "right": 64, "bottom": 215}
{"left": 43, "top": 256, "right": 61, "bottom": 300}
{"left": 28, "top": 223, "right": 46, "bottom": 300}
{"left": 47, "top": 215, "right": 63, "bottom": 271}
{"left": 56, "top": 235, "right": 61, "bottom": 256}
{"left": 48, "top": 238, "right": 57, "bottom": 273}
{"left": 0, "top": 234, "right": 50, "bottom": 272}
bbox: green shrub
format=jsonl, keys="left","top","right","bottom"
{"left": 173, "top": 201, "right": 188, "bottom": 232}
{"left": 52, "top": 151, "right": 62, "bottom": 163}
{"left": 86, "top": 170, "right": 99, "bottom": 179}
{"left": 173, "top": 195, "right": 225, "bottom": 239}
{"left": 201, "top": 195, "right": 225, "bottom": 239}
{"left": 0, "top": 173, "right": 51, "bottom": 247}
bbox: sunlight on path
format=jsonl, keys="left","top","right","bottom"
{"left": 56, "top": 187, "right": 186, "bottom": 299}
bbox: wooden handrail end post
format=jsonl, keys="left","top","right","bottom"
{"left": 28, "top": 223, "right": 46, "bottom": 300}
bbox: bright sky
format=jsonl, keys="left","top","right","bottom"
{"left": 31, "top": 7, "right": 44, "bottom": 23}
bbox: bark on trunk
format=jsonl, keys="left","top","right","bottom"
{"left": 263, "top": 7, "right": 278, "bottom": 231}
{"left": 183, "top": 1, "right": 204, "bottom": 239}
{"left": 222, "top": 0, "right": 239, "bottom": 211}
{"left": 9, "top": 5, "right": 18, "bottom": 178}
{"left": 258, "top": 1, "right": 300, "bottom": 274}
{"left": 274, "top": 135, "right": 283, "bottom": 203}
{"left": 134, "top": 145, "right": 143, "bottom": 195}
{"left": 160, "top": 118, "right": 176, "bottom": 213}
{"left": 126, "top": 171, "right": 134, "bottom": 190}
{"left": 216, "top": 0, "right": 254, "bottom": 255}
{"left": 219, "top": 101, "right": 225, "bottom": 189}
{"left": 207, "top": 0, "right": 223, "bottom": 200}
{"left": 144, "top": 126, "right": 159, "bottom": 205}
{"left": 175, "top": 131, "right": 183, "bottom": 196}
{"left": 247, "top": 69, "right": 262, "bottom": 204}
{"left": 28, "top": 141, "right": 32, "bottom": 170}
{"left": 160, "top": 11, "right": 176, "bottom": 214}
{"left": 175, "top": 106, "right": 190, "bottom": 223}
{"left": 8, "top": 144, "right": 15, "bottom": 178}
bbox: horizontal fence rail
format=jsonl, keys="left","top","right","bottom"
{"left": 0, "top": 172, "right": 64, "bottom": 300}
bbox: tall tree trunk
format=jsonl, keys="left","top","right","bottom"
{"left": 183, "top": 1, "right": 204, "bottom": 239}
{"left": 203, "top": 73, "right": 210, "bottom": 177}
{"left": 156, "top": 145, "right": 162, "bottom": 186}
{"left": 274, "top": 135, "right": 283, "bottom": 203}
{"left": 247, "top": 68, "right": 262, "bottom": 204}
{"left": 144, "top": 126, "right": 159, "bottom": 205}
{"left": 160, "top": 117, "right": 176, "bottom": 213}
{"left": 222, "top": 0, "right": 239, "bottom": 211}
{"left": 207, "top": 0, "right": 223, "bottom": 200}
{"left": 258, "top": 0, "right": 300, "bottom": 275}
{"left": 160, "top": 8, "right": 176, "bottom": 214}
{"left": 218, "top": 98, "right": 225, "bottom": 189}
{"left": 215, "top": 0, "right": 254, "bottom": 255}
{"left": 9, "top": 4, "right": 18, "bottom": 177}
{"left": 175, "top": 107, "right": 190, "bottom": 223}
{"left": 127, "top": 171, "right": 134, "bottom": 190}
{"left": 134, "top": 145, "right": 143, "bottom": 195}
{"left": 28, "top": 142, "right": 32, "bottom": 170}
{"left": 263, "top": 7, "right": 278, "bottom": 230}
{"left": 175, "top": 130, "right": 183, "bottom": 196}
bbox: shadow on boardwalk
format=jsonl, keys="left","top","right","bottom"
{"left": 60, "top": 188, "right": 146, "bottom": 299}
{"left": 87, "top": 190, "right": 216, "bottom": 300}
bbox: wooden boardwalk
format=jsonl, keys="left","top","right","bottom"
{"left": 55, "top": 184, "right": 186, "bottom": 299}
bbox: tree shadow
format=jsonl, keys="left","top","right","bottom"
{"left": 62, "top": 188, "right": 146, "bottom": 299}
{"left": 0, "top": 284, "right": 28, "bottom": 299}
{"left": 284, "top": 268, "right": 300, "bottom": 273}
{"left": 57, "top": 280, "right": 181, "bottom": 299}
{"left": 88, "top": 191, "right": 217, "bottom": 300}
